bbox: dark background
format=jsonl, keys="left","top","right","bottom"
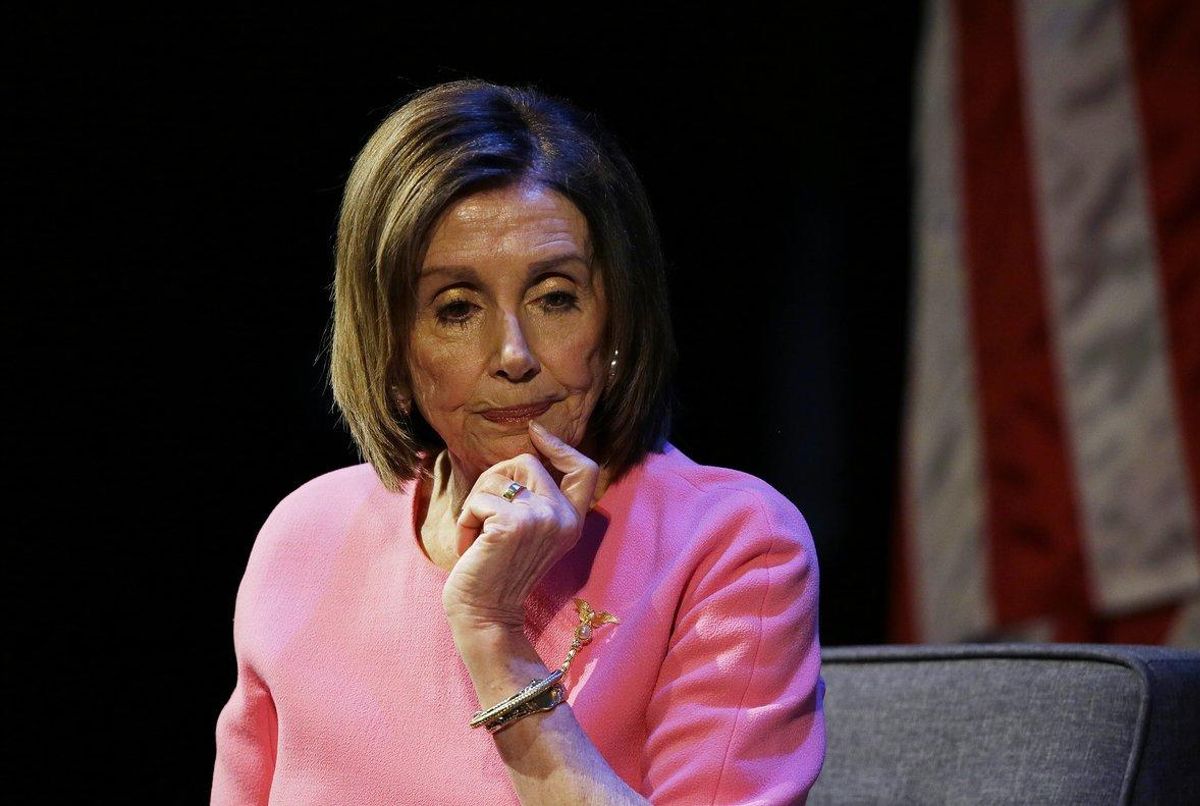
{"left": 9, "top": 5, "right": 919, "bottom": 799}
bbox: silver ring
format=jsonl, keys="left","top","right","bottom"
{"left": 501, "top": 481, "right": 525, "bottom": 502}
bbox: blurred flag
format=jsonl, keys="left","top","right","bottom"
{"left": 894, "top": 0, "right": 1200, "bottom": 645}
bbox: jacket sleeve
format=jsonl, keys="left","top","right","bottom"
{"left": 211, "top": 643, "right": 277, "bottom": 805}
{"left": 209, "top": 466, "right": 373, "bottom": 804}
{"left": 211, "top": 531, "right": 280, "bottom": 805}
{"left": 640, "top": 490, "right": 825, "bottom": 805}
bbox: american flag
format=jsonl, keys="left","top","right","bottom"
{"left": 893, "top": 0, "right": 1199, "bottom": 645}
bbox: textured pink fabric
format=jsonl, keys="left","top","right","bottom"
{"left": 212, "top": 443, "right": 825, "bottom": 805}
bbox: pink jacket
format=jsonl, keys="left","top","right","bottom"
{"left": 213, "top": 443, "right": 825, "bottom": 804}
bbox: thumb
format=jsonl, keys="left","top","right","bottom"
{"left": 528, "top": 421, "right": 600, "bottom": 517}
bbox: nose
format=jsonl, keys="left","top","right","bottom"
{"left": 494, "top": 311, "right": 540, "bottom": 382}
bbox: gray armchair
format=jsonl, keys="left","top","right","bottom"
{"left": 809, "top": 644, "right": 1200, "bottom": 805}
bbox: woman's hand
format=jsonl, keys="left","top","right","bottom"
{"left": 441, "top": 420, "right": 600, "bottom": 634}
{"left": 437, "top": 422, "right": 647, "bottom": 805}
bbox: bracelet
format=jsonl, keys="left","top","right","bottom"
{"left": 469, "top": 669, "right": 565, "bottom": 729}
{"left": 481, "top": 682, "right": 566, "bottom": 734}
{"left": 468, "top": 598, "right": 619, "bottom": 733}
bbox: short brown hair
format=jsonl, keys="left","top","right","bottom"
{"left": 327, "top": 80, "right": 675, "bottom": 491}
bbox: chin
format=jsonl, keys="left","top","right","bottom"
{"left": 458, "top": 433, "right": 536, "bottom": 472}
{"left": 492, "top": 433, "right": 536, "bottom": 458}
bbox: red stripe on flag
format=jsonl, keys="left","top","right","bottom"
{"left": 954, "top": 0, "right": 1091, "bottom": 634}
{"left": 1127, "top": 0, "right": 1200, "bottom": 560}
{"left": 1099, "top": 600, "right": 1181, "bottom": 645}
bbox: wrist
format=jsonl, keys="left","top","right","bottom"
{"left": 443, "top": 581, "right": 526, "bottom": 630}
{"left": 448, "top": 618, "right": 528, "bottom": 657}
{"left": 448, "top": 620, "right": 550, "bottom": 710}
{"left": 444, "top": 601, "right": 526, "bottom": 637}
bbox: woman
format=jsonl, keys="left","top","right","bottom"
{"left": 213, "top": 80, "right": 824, "bottom": 805}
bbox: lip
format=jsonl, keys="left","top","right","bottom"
{"left": 480, "top": 400, "right": 554, "bottom": 423}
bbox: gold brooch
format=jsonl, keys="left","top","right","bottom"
{"left": 559, "top": 598, "right": 619, "bottom": 672}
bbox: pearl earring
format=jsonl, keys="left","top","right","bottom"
{"left": 608, "top": 348, "right": 619, "bottom": 381}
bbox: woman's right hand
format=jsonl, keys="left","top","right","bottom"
{"left": 440, "top": 420, "right": 600, "bottom": 633}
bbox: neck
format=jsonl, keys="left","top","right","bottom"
{"left": 442, "top": 450, "right": 476, "bottom": 520}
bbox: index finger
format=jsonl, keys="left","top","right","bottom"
{"left": 527, "top": 421, "right": 600, "bottom": 518}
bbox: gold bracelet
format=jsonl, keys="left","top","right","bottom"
{"left": 468, "top": 598, "right": 620, "bottom": 732}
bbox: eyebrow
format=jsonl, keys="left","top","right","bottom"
{"left": 418, "top": 253, "right": 592, "bottom": 286}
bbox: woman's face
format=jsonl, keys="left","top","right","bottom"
{"left": 407, "top": 182, "right": 609, "bottom": 481}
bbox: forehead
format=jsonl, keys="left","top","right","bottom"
{"left": 422, "top": 183, "right": 591, "bottom": 267}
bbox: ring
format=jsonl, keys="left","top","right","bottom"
{"left": 501, "top": 481, "right": 525, "bottom": 502}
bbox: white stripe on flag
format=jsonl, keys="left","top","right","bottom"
{"left": 906, "top": 0, "right": 991, "bottom": 641}
{"left": 1018, "top": 0, "right": 1200, "bottom": 613}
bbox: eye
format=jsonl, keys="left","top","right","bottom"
{"left": 538, "top": 291, "right": 579, "bottom": 313}
{"left": 435, "top": 299, "right": 477, "bottom": 326}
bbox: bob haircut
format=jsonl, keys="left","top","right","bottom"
{"left": 328, "top": 80, "right": 675, "bottom": 492}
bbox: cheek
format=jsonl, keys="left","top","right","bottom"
{"left": 540, "top": 318, "right": 606, "bottom": 387}
{"left": 544, "top": 338, "right": 602, "bottom": 392}
{"left": 408, "top": 339, "right": 474, "bottom": 411}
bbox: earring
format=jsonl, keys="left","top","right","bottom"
{"left": 607, "top": 348, "right": 619, "bottom": 382}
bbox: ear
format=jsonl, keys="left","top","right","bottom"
{"left": 389, "top": 383, "right": 412, "bottom": 416}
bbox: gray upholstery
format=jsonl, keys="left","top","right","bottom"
{"left": 809, "top": 644, "right": 1200, "bottom": 805}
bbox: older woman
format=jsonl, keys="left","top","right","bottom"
{"left": 213, "top": 80, "right": 824, "bottom": 805}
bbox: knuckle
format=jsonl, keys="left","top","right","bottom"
{"left": 552, "top": 505, "right": 576, "bottom": 530}
{"left": 529, "top": 499, "right": 554, "bottom": 522}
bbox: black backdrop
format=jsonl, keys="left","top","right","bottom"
{"left": 10, "top": 5, "right": 918, "bottom": 799}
